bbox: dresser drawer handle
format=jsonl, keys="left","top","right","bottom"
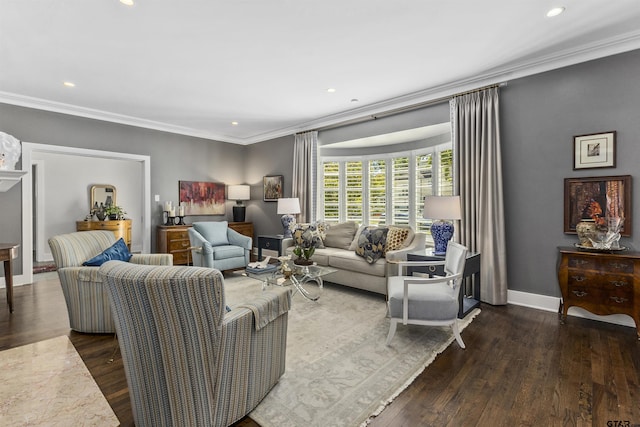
{"left": 429, "top": 265, "right": 437, "bottom": 272}
{"left": 571, "top": 275, "right": 585, "bottom": 282}
{"left": 609, "top": 262, "right": 627, "bottom": 270}
{"left": 609, "top": 296, "right": 628, "bottom": 304}
{"left": 575, "top": 259, "right": 590, "bottom": 266}
{"left": 180, "top": 241, "right": 189, "bottom": 248}
{"left": 265, "top": 242, "right": 271, "bottom": 248}
{"left": 610, "top": 280, "right": 628, "bottom": 287}
{"left": 572, "top": 290, "right": 588, "bottom": 297}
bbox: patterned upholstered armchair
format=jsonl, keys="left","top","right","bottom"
{"left": 99, "top": 261, "right": 291, "bottom": 427}
{"left": 48, "top": 230, "right": 173, "bottom": 333}
{"left": 188, "top": 221, "right": 252, "bottom": 271}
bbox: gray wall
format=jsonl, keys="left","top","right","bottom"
{"left": 501, "top": 48, "right": 640, "bottom": 297}
{"left": 2, "top": 47, "right": 639, "bottom": 301}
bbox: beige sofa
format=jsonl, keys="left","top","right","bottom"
{"left": 282, "top": 222, "right": 426, "bottom": 295}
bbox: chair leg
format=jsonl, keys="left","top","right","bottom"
{"left": 386, "top": 319, "right": 398, "bottom": 346}
{"left": 452, "top": 320, "right": 466, "bottom": 349}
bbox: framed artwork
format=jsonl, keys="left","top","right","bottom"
{"left": 573, "top": 131, "right": 616, "bottom": 170}
{"left": 263, "top": 175, "right": 283, "bottom": 201}
{"left": 564, "top": 175, "right": 631, "bottom": 236}
{"left": 179, "top": 181, "right": 226, "bottom": 215}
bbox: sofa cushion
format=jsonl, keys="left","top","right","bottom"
{"left": 82, "top": 238, "right": 132, "bottom": 266}
{"left": 323, "top": 221, "right": 358, "bottom": 250}
{"left": 329, "top": 250, "right": 387, "bottom": 277}
{"left": 355, "top": 227, "right": 388, "bottom": 264}
{"left": 194, "top": 221, "right": 229, "bottom": 246}
{"left": 386, "top": 226, "right": 411, "bottom": 254}
{"left": 211, "top": 245, "right": 245, "bottom": 260}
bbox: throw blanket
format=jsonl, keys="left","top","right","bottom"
{"left": 238, "top": 287, "right": 292, "bottom": 330}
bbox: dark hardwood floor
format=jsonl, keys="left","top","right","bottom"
{"left": 2, "top": 273, "right": 639, "bottom": 426}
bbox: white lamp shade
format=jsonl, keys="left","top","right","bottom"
{"left": 277, "top": 198, "right": 301, "bottom": 214}
{"left": 228, "top": 184, "right": 250, "bottom": 201}
{"left": 423, "top": 196, "right": 461, "bottom": 220}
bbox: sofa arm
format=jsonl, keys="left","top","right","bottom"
{"left": 130, "top": 254, "right": 173, "bottom": 265}
{"left": 281, "top": 237, "right": 295, "bottom": 253}
{"left": 386, "top": 232, "right": 427, "bottom": 262}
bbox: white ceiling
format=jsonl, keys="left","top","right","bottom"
{"left": 2, "top": 1, "right": 640, "bottom": 145}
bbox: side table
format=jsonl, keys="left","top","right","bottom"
{"left": 407, "top": 249, "right": 481, "bottom": 318}
{"left": 257, "top": 235, "right": 285, "bottom": 261}
{"left": 1, "top": 243, "right": 20, "bottom": 313}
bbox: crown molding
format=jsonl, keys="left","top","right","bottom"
{"left": 2, "top": 29, "right": 640, "bottom": 146}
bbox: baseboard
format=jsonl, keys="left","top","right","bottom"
{"left": 507, "top": 289, "right": 636, "bottom": 329}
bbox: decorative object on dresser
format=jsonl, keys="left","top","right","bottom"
{"left": 563, "top": 175, "right": 631, "bottom": 235}
{"left": 423, "top": 195, "right": 462, "bottom": 255}
{"left": 76, "top": 219, "right": 132, "bottom": 250}
{"left": 277, "top": 197, "right": 300, "bottom": 238}
{"left": 557, "top": 247, "right": 640, "bottom": 339}
{"left": 178, "top": 180, "right": 225, "bottom": 215}
{"left": 573, "top": 131, "right": 616, "bottom": 170}
{"left": 157, "top": 222, "right": 254, "bottom": 265}
{"left": 263, "top": 175, "right": 283, "bottom": 201}
{"left": 227, "top": 184, "right": 250, "bottom": 222}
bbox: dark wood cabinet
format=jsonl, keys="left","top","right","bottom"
{"left": 557, "top": 247, "right": 640, "bottom": 338}
{"left": 157, "top": 222, "right": 254, "bottom": 265}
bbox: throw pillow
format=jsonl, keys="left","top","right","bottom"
{"left": 349, "top": 225, "right": 368, "bottom": 251}
{"left": 385, "top": 226, "right": 411, "bottom": 254}
{"left": 323, "top": 221, "right": 358, "bottom": 250}
{"left": 292, "top": 224, "right": 324, "bottom": 249}
{"left": 194, "top": 221, "right": 229, "bottom": 246}
{"left": 355, "top": 227, "right": 388, "bottom": 264}
{"left": 82, "top": 238, "right": 133, "bottom": 266}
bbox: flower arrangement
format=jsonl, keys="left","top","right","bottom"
{"left": 291, "top": 226, "right": 320, "bottom": 265}
{"left": 104, "top": 205, "right": 127, "bottom": 220}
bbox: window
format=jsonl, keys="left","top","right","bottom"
{"left": 319, "top": 143, "right": 453, "bottom": 241}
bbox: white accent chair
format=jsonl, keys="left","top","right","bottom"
{"left": 386, "top": 241, "right": 468, "bottom": 348}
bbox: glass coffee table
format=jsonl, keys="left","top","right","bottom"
{"left": 242, "top": 261, "right": 337, "bottom": 302}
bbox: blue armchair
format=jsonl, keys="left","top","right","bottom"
{"left": 188, "top": 221, "right": 252, "bottom": 271}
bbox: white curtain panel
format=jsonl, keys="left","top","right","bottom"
{"left": 450, "top": 87, "right": 508, "bottom": 305}
{"left": 292, "top": 131, "right": 318, "bottom": 223}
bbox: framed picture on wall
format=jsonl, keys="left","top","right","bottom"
{"left": 573, "top": 131, "right": 616, "bottom": 170}
{"left": 263, "top": 175, "right": 283, "bottom": 201}
{"left": 563, "top": 175, "right": 631, "bottom": 236}
{"left": 178, "top": 181, "right": 226, "bottom": 215}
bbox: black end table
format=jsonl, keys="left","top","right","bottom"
{"left": 257, "top": 235, "right": 285, "bottom": 261}
{"left": 407, "top": 249, "right": 481, "bottom": 318}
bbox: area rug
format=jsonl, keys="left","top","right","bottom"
{"left": 223, "top": 274, "right": 480, "bottom": 427}
{"left": 0, "top": 335, "right": 119, "bottom": 426}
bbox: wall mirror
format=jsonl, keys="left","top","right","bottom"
{"left": 90, "top": 184, "right": 116, "bottom": 211}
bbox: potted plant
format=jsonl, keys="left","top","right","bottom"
{"left": 293, "top": 244, "right": 315, "bottom": 266}
{"left": 104, "top": 205, "right": 126, "bottom": 220}
{"left": 291, "top": 227, "right": 320, "bottom": 266}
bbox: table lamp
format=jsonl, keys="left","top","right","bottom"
{"left": 277, "top": 197, "right": 301, "bottom": 238}
{"left": 423, "top": 195, "right": 462, "bottom": 255}
{"left": 228, "top": 184, "right": 250, "bottom": 222}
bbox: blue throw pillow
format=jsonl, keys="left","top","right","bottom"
{"left": 82, "top": 238, "right": 133, "bottom": 266}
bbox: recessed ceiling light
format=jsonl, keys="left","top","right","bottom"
{"left": 120, "top": 0, "right": 134, "bottom": 6}
{"left": 63, "top": 81, "right": 75, "bottom": 87}
{"left": 327, "top": 88, "right": 336, "bottom": 93}
{"left": 546, "top": 7, "right": 565, "bottom": 17}
{"left": 351, "top": 98, "right": 359, "bottom": 103}
{"left": 231, "top": 121, "right": 239, "bottom": 126}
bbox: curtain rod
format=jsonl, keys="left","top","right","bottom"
{"left": 311, "top": 82, "right": 507, "bottom": 133}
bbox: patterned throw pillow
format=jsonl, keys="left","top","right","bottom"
{"left": 355, "top": 227, "right": 388, "bottom": 264}
{"left": 385, "top": 226, "right": 410, "bottom": 254}
{"left": 292, "top": 224, "right": 325, "bottom": 249}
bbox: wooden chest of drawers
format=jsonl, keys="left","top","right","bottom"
{"left": 77, "top": 220, "right": 132, "bottom": 249}
{"left": 557, "top": 247, "right": 640, "bottom": 338}
{"left": 156, "top": 222, "right": 254, "bottom": 265}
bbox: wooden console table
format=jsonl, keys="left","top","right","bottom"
{"left": 76, "top": 220, "right": 132, "bottom": 249}
{"left": 157, "top": 222, "right": 254, "bottom": 265}
{"left": 407, "top": 249, "right": 481, "bottom": 318}
{"left": 1, "top": 243, "right": 19, "bottom": 313}
{"left": 557, "top": 247, "right": 640, "bottom": 339}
